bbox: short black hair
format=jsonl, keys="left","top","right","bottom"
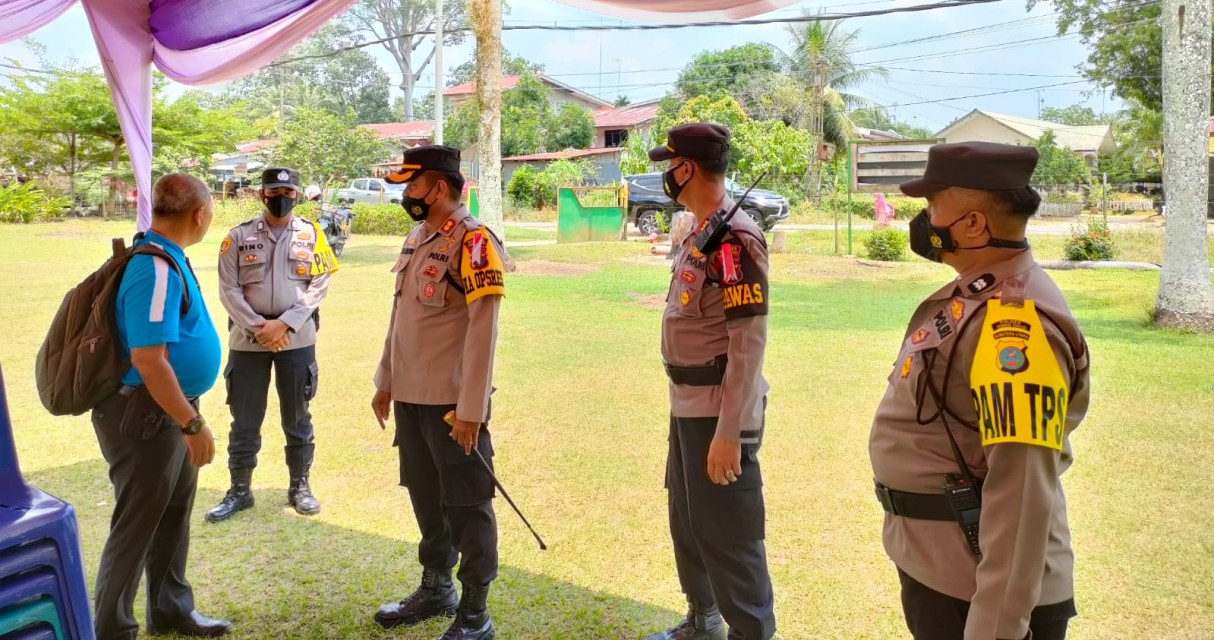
{"left": 988, "top": 186, "right": 1041, "bottom": 217}
{"left": 433, "top": 171, "right": 465, "bottom": 198}
{"left": 153, "top": 173, "right": 211, "bottom": 220}
{"left": 694, "top": 146, "right": 730, "bottom": 177}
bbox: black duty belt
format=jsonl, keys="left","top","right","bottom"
{"left": 663, "top": 354, "right": 727, "bottom": 386}
{"left": 874, "top": 482, "right": 955, "bottom": 521}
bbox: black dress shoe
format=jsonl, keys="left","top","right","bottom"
{"left": 147, "top": 610, "right": 233, "bottom": 637}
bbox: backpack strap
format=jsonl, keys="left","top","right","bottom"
{"left": 129, "top": 244, "right": 191, "bottom": 315}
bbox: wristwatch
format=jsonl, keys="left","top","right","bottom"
{"left": 182, "top": 414, "right": 206, "bottom": 435}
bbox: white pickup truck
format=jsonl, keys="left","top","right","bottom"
{"left": 334, "top": 177, "right": 404, "bottom": 205}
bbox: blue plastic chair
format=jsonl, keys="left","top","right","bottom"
{"left": 0, "top": 569, "right": 66, "bottom": 634}
{"left": 4, "top": 624, "right": 58, "bottom": 640}
{"left": 0, "top": 366, "right": 92, "bottom": 639}
{"left": 0, "top": 595, "right": 62, "bottom": 639}
{"left": 0, "top": 541, "right": 73, "bottom": 614}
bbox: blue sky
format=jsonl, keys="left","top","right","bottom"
{"left": 0, "top": 0, "right": 1119, "bottom": 134}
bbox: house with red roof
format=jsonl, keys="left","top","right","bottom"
{"left": 443, "top": 74, "right": 612, "bottom": 112}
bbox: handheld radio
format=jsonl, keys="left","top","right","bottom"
{"left": 693, "top": 172, "right": 767, "bottom": 256}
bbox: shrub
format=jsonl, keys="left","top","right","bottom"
{"left": 507, "top": 165, "right": 541, "bottom": 208}
{"left": 0, "top": 182, "right": 70, "bottom": 223}
{"left": 348, "top": 203, "right": 415, "bottom": 236}
{"left": 863, "top": 227, "right": 908, "bottom": 261}
{"left": 209, "top": 199, "right": 414, "bottom": 236}
{"left": 1064, "top": 219, "right": 1115, "bottom": 261}
{"left": 535, "top": 159, "right": 598, "bottom": 208}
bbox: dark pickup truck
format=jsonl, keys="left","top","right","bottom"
{"left": 624, "top": 172, "right": 790, "bottom": 235}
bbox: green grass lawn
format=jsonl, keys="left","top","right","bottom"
{"left": 1, "top": 220, "right": 1212, "bottom": 639}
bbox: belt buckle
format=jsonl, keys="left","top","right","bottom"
{"left": 874, "top": 482, "right": 897, "bottom": 515}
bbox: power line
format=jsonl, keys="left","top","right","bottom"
{"left": 267, "top": 0, "right": 1002, "bottom": 68}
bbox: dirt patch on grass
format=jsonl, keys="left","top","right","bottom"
{"left": 513, "top": 260, "right": 600, "bottom": 276}
{"left": 627, "top": 292, "right": 667, "bottom": 309}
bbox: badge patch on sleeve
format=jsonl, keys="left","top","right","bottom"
{"left": 716, "top": 243, "right": 743, "bottom": 284}
{"left": 720, "top": 240, "right": 768, "bottom": 320}
{"left": 220, "top": 237, "right": 232, "bottom": 255}
{"left": 460, "top": 228, "right": 505, "bottom": 304}
{"left": 308, "top": 221, "right": 340, "bottom": 276}
{"left": 970, "top": 299, "right": 1068, "bottom": 450}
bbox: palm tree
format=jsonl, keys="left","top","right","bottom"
{"left": 1115, "top": 99, "right": 1164, "bottom": 176}
{"left": 779, "top": 15, "right": 888, "bottom": 199}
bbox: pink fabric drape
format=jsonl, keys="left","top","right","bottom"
{"left": 95, "top": 0, "right": 354, "bottom": 228}
{"left": 550, "top": 0, "right": 800, "bottom": 21}
{"left": 153, "top": 0, "right": 354, "bottom": 85}
{"left": 0, "top": 0, "right": 75, "bottom": 43}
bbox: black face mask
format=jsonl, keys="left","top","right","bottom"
{"left": 909, "top": 208, "right": 1029, "bottom": 263}
{"left": 663, "top": 161, "right": 693, "bottom": 203}
{"left": 266, "top": 194, "right": 297, "bottom": 219}
{"left": 401, "top": 182, "right": 439, "bottom": 222}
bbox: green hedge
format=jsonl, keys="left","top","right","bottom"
{"left": 211, "top": 199, "right": 415, "bottom": 237}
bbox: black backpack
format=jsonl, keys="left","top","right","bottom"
{"left": 35, "top": 235, "right": 189, "bottom": 416}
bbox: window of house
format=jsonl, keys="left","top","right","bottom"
{"left": 605, "top": 129, "right": 629, "bottom": 147}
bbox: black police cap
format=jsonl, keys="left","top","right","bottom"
{"left": 385, "top": 145, "right": 462, "bottom": 184}
{"left": 261, "top": 167, "right": 300, "bottom": 190}
{"left": 648, "top": 123, "right": 730, "bottom": 163}
{"left": 900, "top": 142, "right": 1039, "bottom": 198}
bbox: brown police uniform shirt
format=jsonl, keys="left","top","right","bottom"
{"left": 374, "top": 206, "right": 505, "bottom": 423}
{"left": 869, "top": 249, "right": 1091, "bottom": 640}
{"left": 661, "top": 210, "right": 770, "bottom": 443}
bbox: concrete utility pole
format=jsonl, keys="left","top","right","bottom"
{"left": 435, "top": 0, "right": 444, "bottom": 145}
{"left": 467, "top": 0, "right": 504, "bottom": 239}
{"left": 1155, "top": 0, "right": 1214, "bottom": 331}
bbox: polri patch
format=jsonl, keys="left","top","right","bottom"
{"left": 220, "top": 237, "right": 231, "bottom": 255}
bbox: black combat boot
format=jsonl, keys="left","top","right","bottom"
{"left": 287, "top": 464, "right": 321, "bottom": 516}
{"left": 374, "top": 568, "right": 459, "bottom": 629}
{"left": 204, "top": 468, "right": 254, "bottom": 523}
{"left": 643, "top": 600, "right": 727, "bottom": 640}
{"left": 438, "top": 584, "right": 495, "bottom": 640}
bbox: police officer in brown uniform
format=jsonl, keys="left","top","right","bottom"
{"left": 646, "top": 123, "right": 776, "bottom": 640}
{"left": 369, "top": 145, "right": 505, "bottom": 640}
{"left": 869, "top": 142, "right": 1091, "bottom": 640}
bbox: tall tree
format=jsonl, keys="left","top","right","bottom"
{"left": 1029, "top": 0, "right": 1213, "bottom": 113}
{"left": 0, "top": 67, "right": 110, "bottom": 203}
{"left": 1040, "top": 104, "right": 1115, "bottom": 126}
{"left": 780, "top": 16, "right": 887, "bottom": 199}
{"left": 1154, "top": 0, "right": 1214, "bottom": 330}
{"left": 216, "top": 24, "right": 393, "bottom": 125}
{"left": 271, "top": 108, "right": 389, "bottom": 189}
{"left": 1032, "top": 131, "right": 1092, "bottom": 186}
{"left": 447, "top": 49, "right": 543, "bottom": 86}
{"left": 675, "top": 43, "right": 780, "bottom": 99}
{"left": 467, "top": 0, "right": 504, "bottom": 238}
{"left": 1113, "top": 100, "right": 1164, "bottom": 177}
{"left": 346, "top": 0, "right": 467, "bottom": 122}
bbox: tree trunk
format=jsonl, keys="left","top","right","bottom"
{"left": 1154, "top": 0, "right": 1214, "bottom": 331}
{"left": 401, "top": 43, "right": 416, "bottom": 122}
{"left": 108, "top": 140, "right": 122, "bottom": 219}
{"left": 468, "top": 0, "right": 505, "bottom": 245}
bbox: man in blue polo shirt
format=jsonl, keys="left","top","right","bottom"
{"left": 90, "top": 173, "right": 232, "bottom": 639}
